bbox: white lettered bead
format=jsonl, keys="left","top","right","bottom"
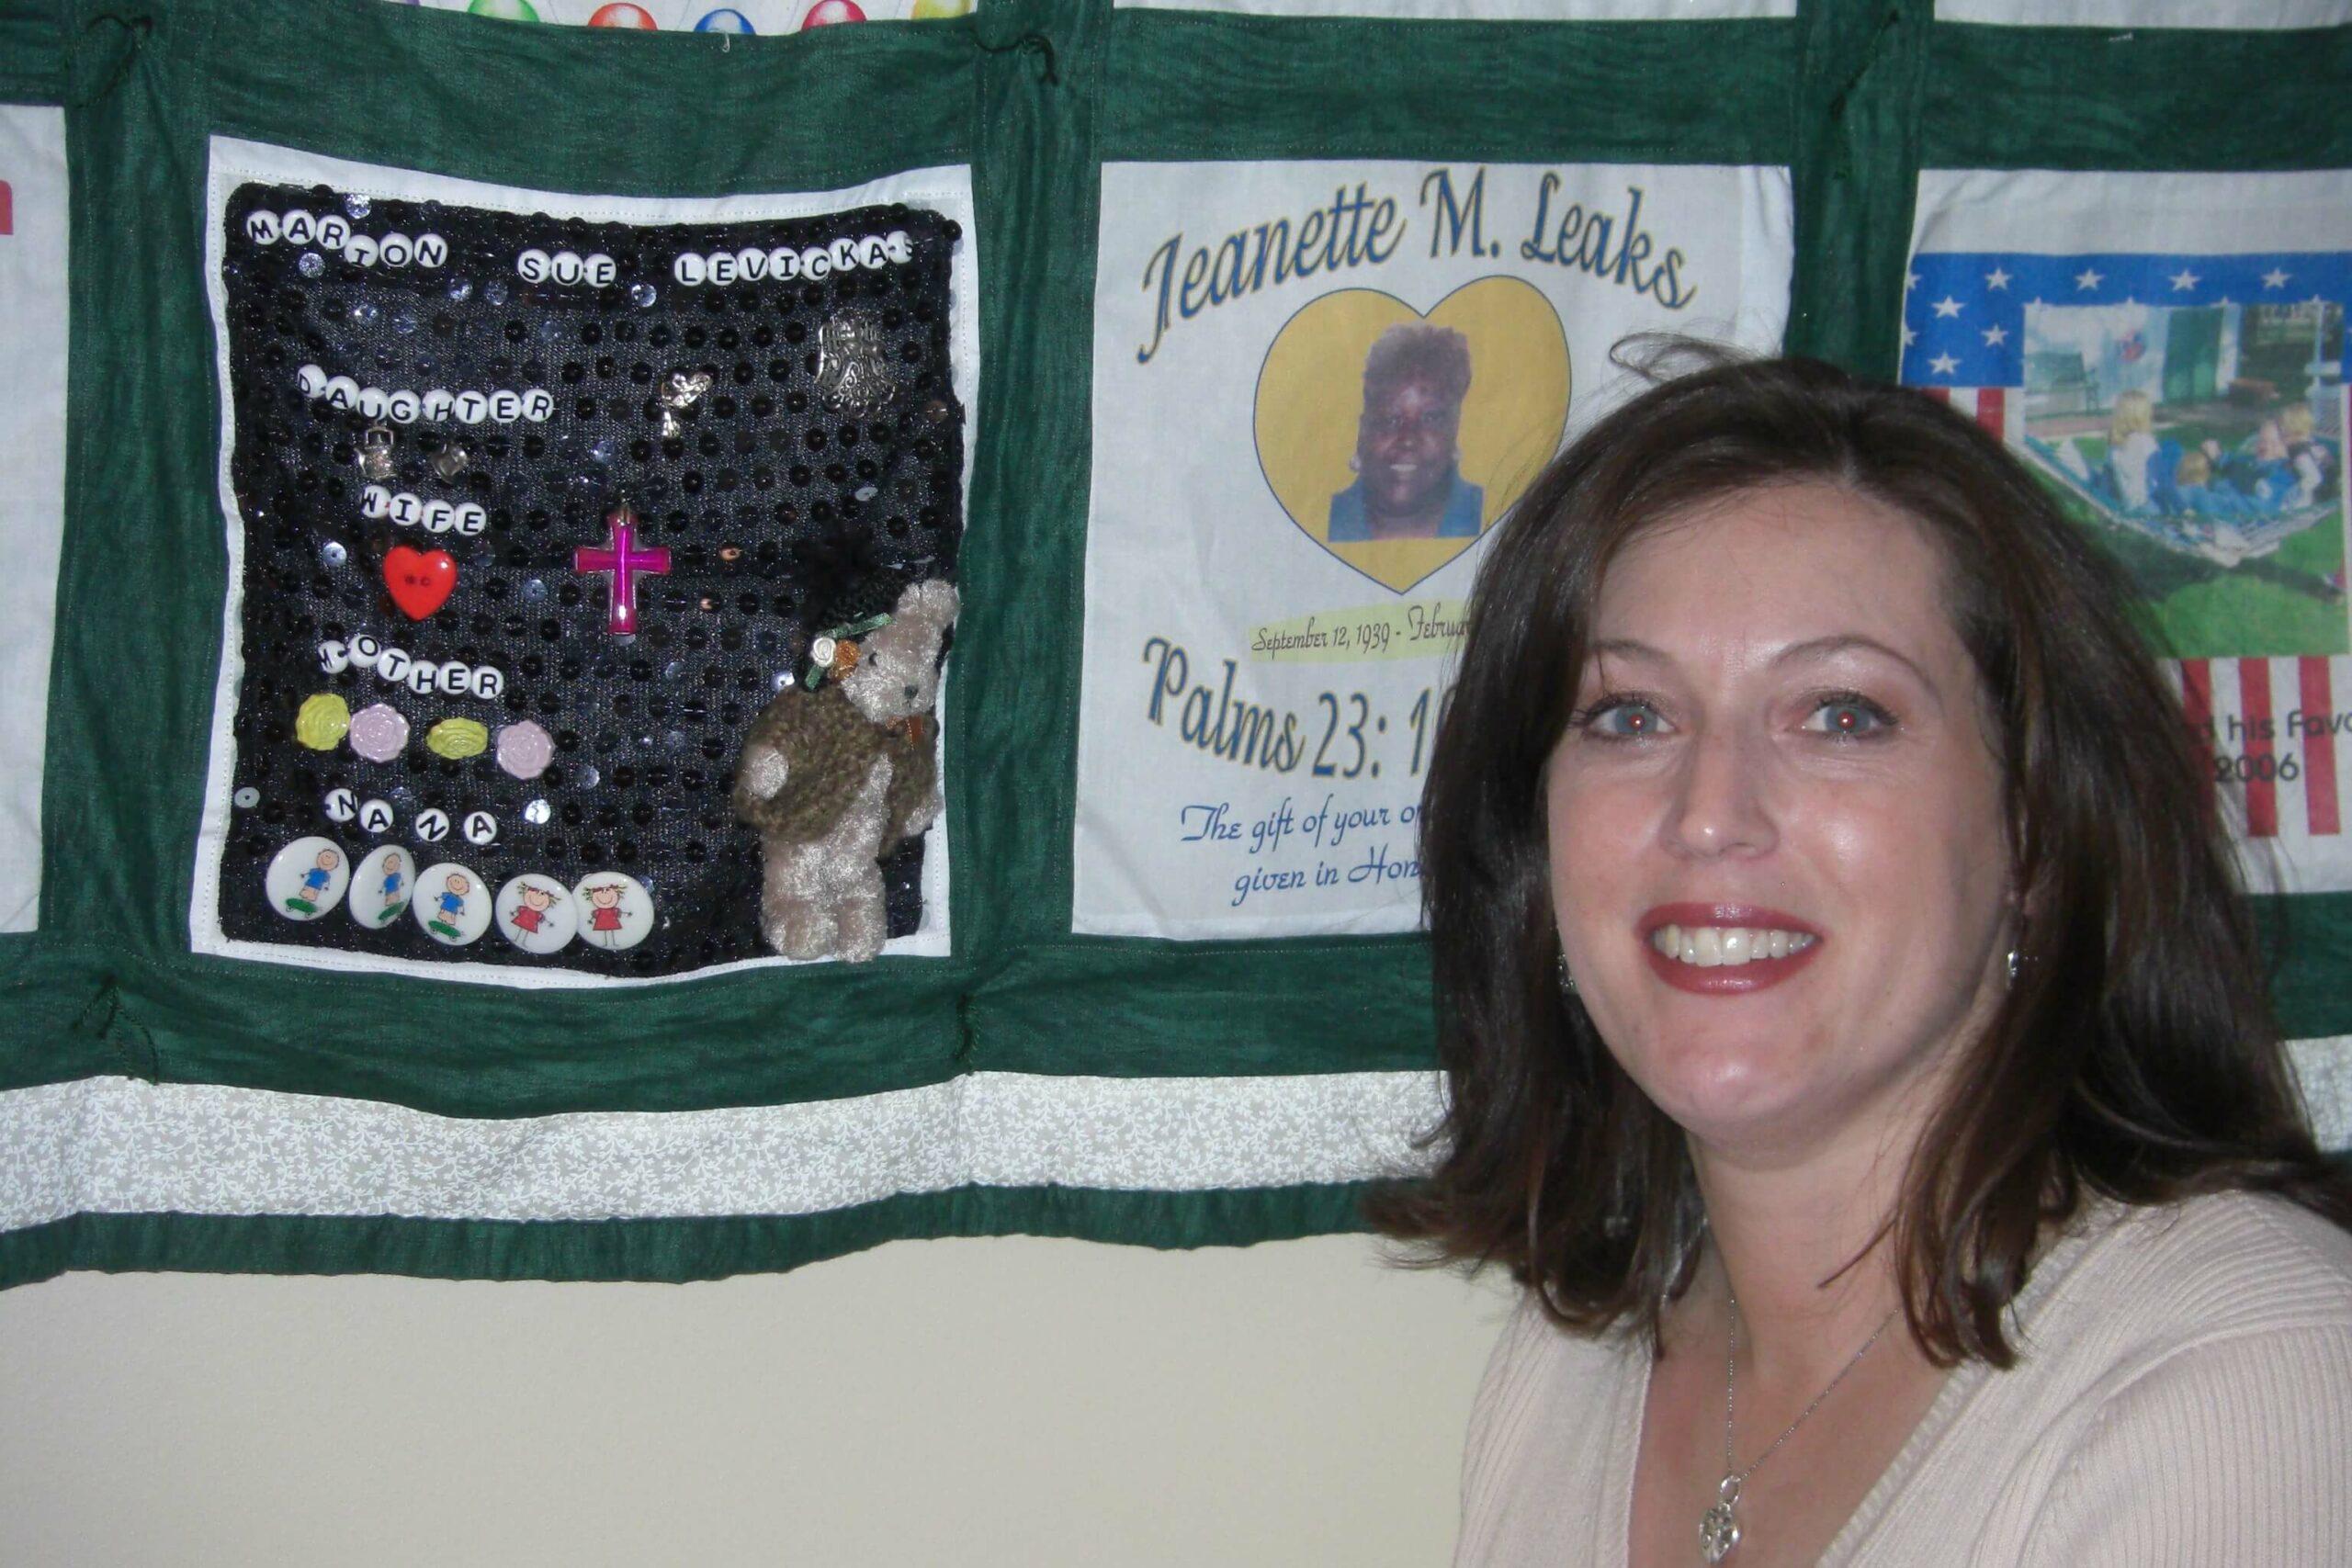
{"left": 245, "top": 210, "right": 282, "bottom": 245}
{"left": 517, "top": 248, "right": 551, "bottom": 284}
{"left": 375, "top": 646, "right": 413, "bottom": 684}
{"left": 315, "top": 213, "right": 351, "bottom": 252}
{"left": 318, "top": 638, "right": 351, "bottom": 674}
{"left": 389, "top": 492, "right": 423, "bottom": 527}
{"left": 323, "top": 786, "right": 357, "bottom": 823}
{"left": 422, "top": 389, "right": 455, "bottom": 422}
{"left": 585, "top": 253, "right": 616, "bottom": 287}
{"left": 414, "top": 807, "right": 449, "bottom": 842}
{"left": 454, "top": 390, "right": 489, "bottom": 425}
{"left": 521, "top": 389, "right": 554, "bottom": 423}
{"left": 404, "top": 659, "right": 439, "bottom": 695}
{"left": 360, "top": 485, "right": 392, "bottom": 520}
{"left": 550, "top": 250, "right": 584, "bottom": 286}
{"left": 349, "top": 633, "right": 382, "bottom": 670}
{"left": 490, "top": 389, "right": 522, "bottom": 423}
{"left": 325, "top": 376, "right": 360, "bottom": 412}
{"left": 379, "top": 232, "right": 413, "bottom": 267}
{"left": 296, "top": 363, "right": 328, "bottom": 399}
{"left": 358, "top": 796, "right": 395, "bottom": 835}
{"left": 470, "top": 666, "right": 505, "bottom": 700}
{"left": 357, "top": 386, "right": 389, "bottom": 419}
{"left": 414, "top": 233, "right": 447, "bottom": 269}
{"left": 386, "top": 389, "right": 420, "bottom": 423}
{"left": 454, "top": 502, "right": 488, "bottom": 536}
{"left": 673, "top": 251, "right": 707, "bottom": 287}
{"left": 342, "top": 233, "right": 379, "bottom": 268}
{"left": 439, "top": 660, "right": 471, "bottom": 694}
{"left": 280, "top": 209, "right": 316, "bottom": 245}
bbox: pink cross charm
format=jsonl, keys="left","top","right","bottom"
{"left": 572, "top": 504, "right": 672, "bottom": 637}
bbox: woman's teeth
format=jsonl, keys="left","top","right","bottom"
{"left": 1648, "top": 924, "right": 1817, "bottom": 967}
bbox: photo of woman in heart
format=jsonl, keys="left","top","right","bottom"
{"left": 1328, "top": 323, "right": 1484, "bottom": 544}
{"left": 1254, "top": 279, "right": 1569, "bottom": 594}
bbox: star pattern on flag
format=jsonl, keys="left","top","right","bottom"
{"left": 1899, "top": 249, "right": 2351, "bottom": 389}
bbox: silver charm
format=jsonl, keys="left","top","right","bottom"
{"left": 656, "top": 367, "right": 713, "bottom": 438}
{"left": 432, "top": 439, "right": 472, "bottom": 482}
{"left": 814, "top": 310, "right": 895, "bottom": 412}
{"left": 356, "top": 422, "right": 398, "bottom": 480}
{"left": 1701, "top": 1478, "right": 1742, "bottom": 1563}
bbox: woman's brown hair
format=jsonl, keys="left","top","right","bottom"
{"left": 1376, "top": 351, "right": 2350, "bottom": 1365}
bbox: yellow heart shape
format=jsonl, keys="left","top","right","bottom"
{"left": 1255, "top": 277, "right": 1570, "bottom": 594}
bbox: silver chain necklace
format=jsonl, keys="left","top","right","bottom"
{"left": 1697, "top": 1296, "right": 1895, "bottom": 1564}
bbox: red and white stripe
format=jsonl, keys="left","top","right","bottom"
{"left": 1918, "top": 385, "right": 2020, "bottom": 444}
{"left": 2175, "top": 656, "right": 2348, "bottom": 845}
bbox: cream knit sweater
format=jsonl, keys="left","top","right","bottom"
{"left": 1455, "top": 1193, "right": 2352, "bottom": 1566}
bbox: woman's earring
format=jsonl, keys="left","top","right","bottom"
{"left": 1348, "top": 453, "right": 1362, "bottom": 473}
{"left": 2005, "top": 947, "right": 2025, "bottom": 987}
{"left": 1556, "top": 953, "right": 1577, "bottom": 998}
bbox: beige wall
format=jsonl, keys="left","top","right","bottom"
{"left": 0, "top": 1234, "right": 1511, "bottom": 1567}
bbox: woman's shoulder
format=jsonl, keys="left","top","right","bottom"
{"left": 2034, "top": 1190, "right": 2352, "bottom": 1347}
{"left": 1987, "top": 1191, "right": 2352, "bottom": 1422}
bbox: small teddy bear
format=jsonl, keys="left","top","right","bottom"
{"left": 731, "top": 579, "right": 958, "bottom": 962}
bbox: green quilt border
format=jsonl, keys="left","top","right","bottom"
{"left": 0, "top": 1179, "right": 1392, "bottom": 1291}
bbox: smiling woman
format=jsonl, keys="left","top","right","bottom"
{"left": 1374, "top": 353, "right": 2352, "bottom": 1567}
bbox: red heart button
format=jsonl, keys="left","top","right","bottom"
{"left": 384, "top": 546, "right": 458, "bottom": 620}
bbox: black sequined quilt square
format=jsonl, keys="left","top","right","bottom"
{"left": 210, "top": 179, "right": 965, "bottom": 977}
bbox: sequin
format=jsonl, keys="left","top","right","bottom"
{"left": 297, "top": 251, "right": 325, "bottom": 277}
{"left": 344, "top": 194, "right": 373, "bottom": 219}
{"left": 523, "top": 797, "right": 552, "bottom": 826}
{"left": 320, "top": 540, "right": 348, "bottom": 567}
{"left": 232, "top": 785, "right": 261, "bottom": 809}
{"left": 629, "top": 281, "right": 658, "bottom": 308}
{"left": 484, "top": 278, "right": 510, "bottom": 306}
{"left": 447, "top": 278, "right": 474, "bottom": 303}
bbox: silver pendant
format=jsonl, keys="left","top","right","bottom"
{"left": 814, "top": 310, "right": 895, "bottom": 412}
{"left": 1700, "top": 1477, "right": 1742, "bottom": 1563}
{"left": 356, "top": 422, "right": 397, "bottom": 480}
{"left": 655, "top": 367, "right": 713, "bottom": 439}
{"left": 432, "top": 439, "right": 472, "bottom": 482}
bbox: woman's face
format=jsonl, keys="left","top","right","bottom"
{"left": 1357, "top": 373, "right": 1460, "bottom": 520}
{"left": 1544, "top": 483, "right": 2015, "bottom": 1166}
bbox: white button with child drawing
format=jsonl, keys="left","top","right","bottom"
{"left": 571, "top": 873, "right": 654, "bottom": 953}
{"left": 412, "top": 862, "right": 492, "bottom": 946}
{"left": 347, "top": 844, "right": 415, "bottom": 931}
{"left": 495, "top": 874, "right": 578, "bottom": 955}
{"left": 266, "top": 836, "right": 351, "bottom": 921}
